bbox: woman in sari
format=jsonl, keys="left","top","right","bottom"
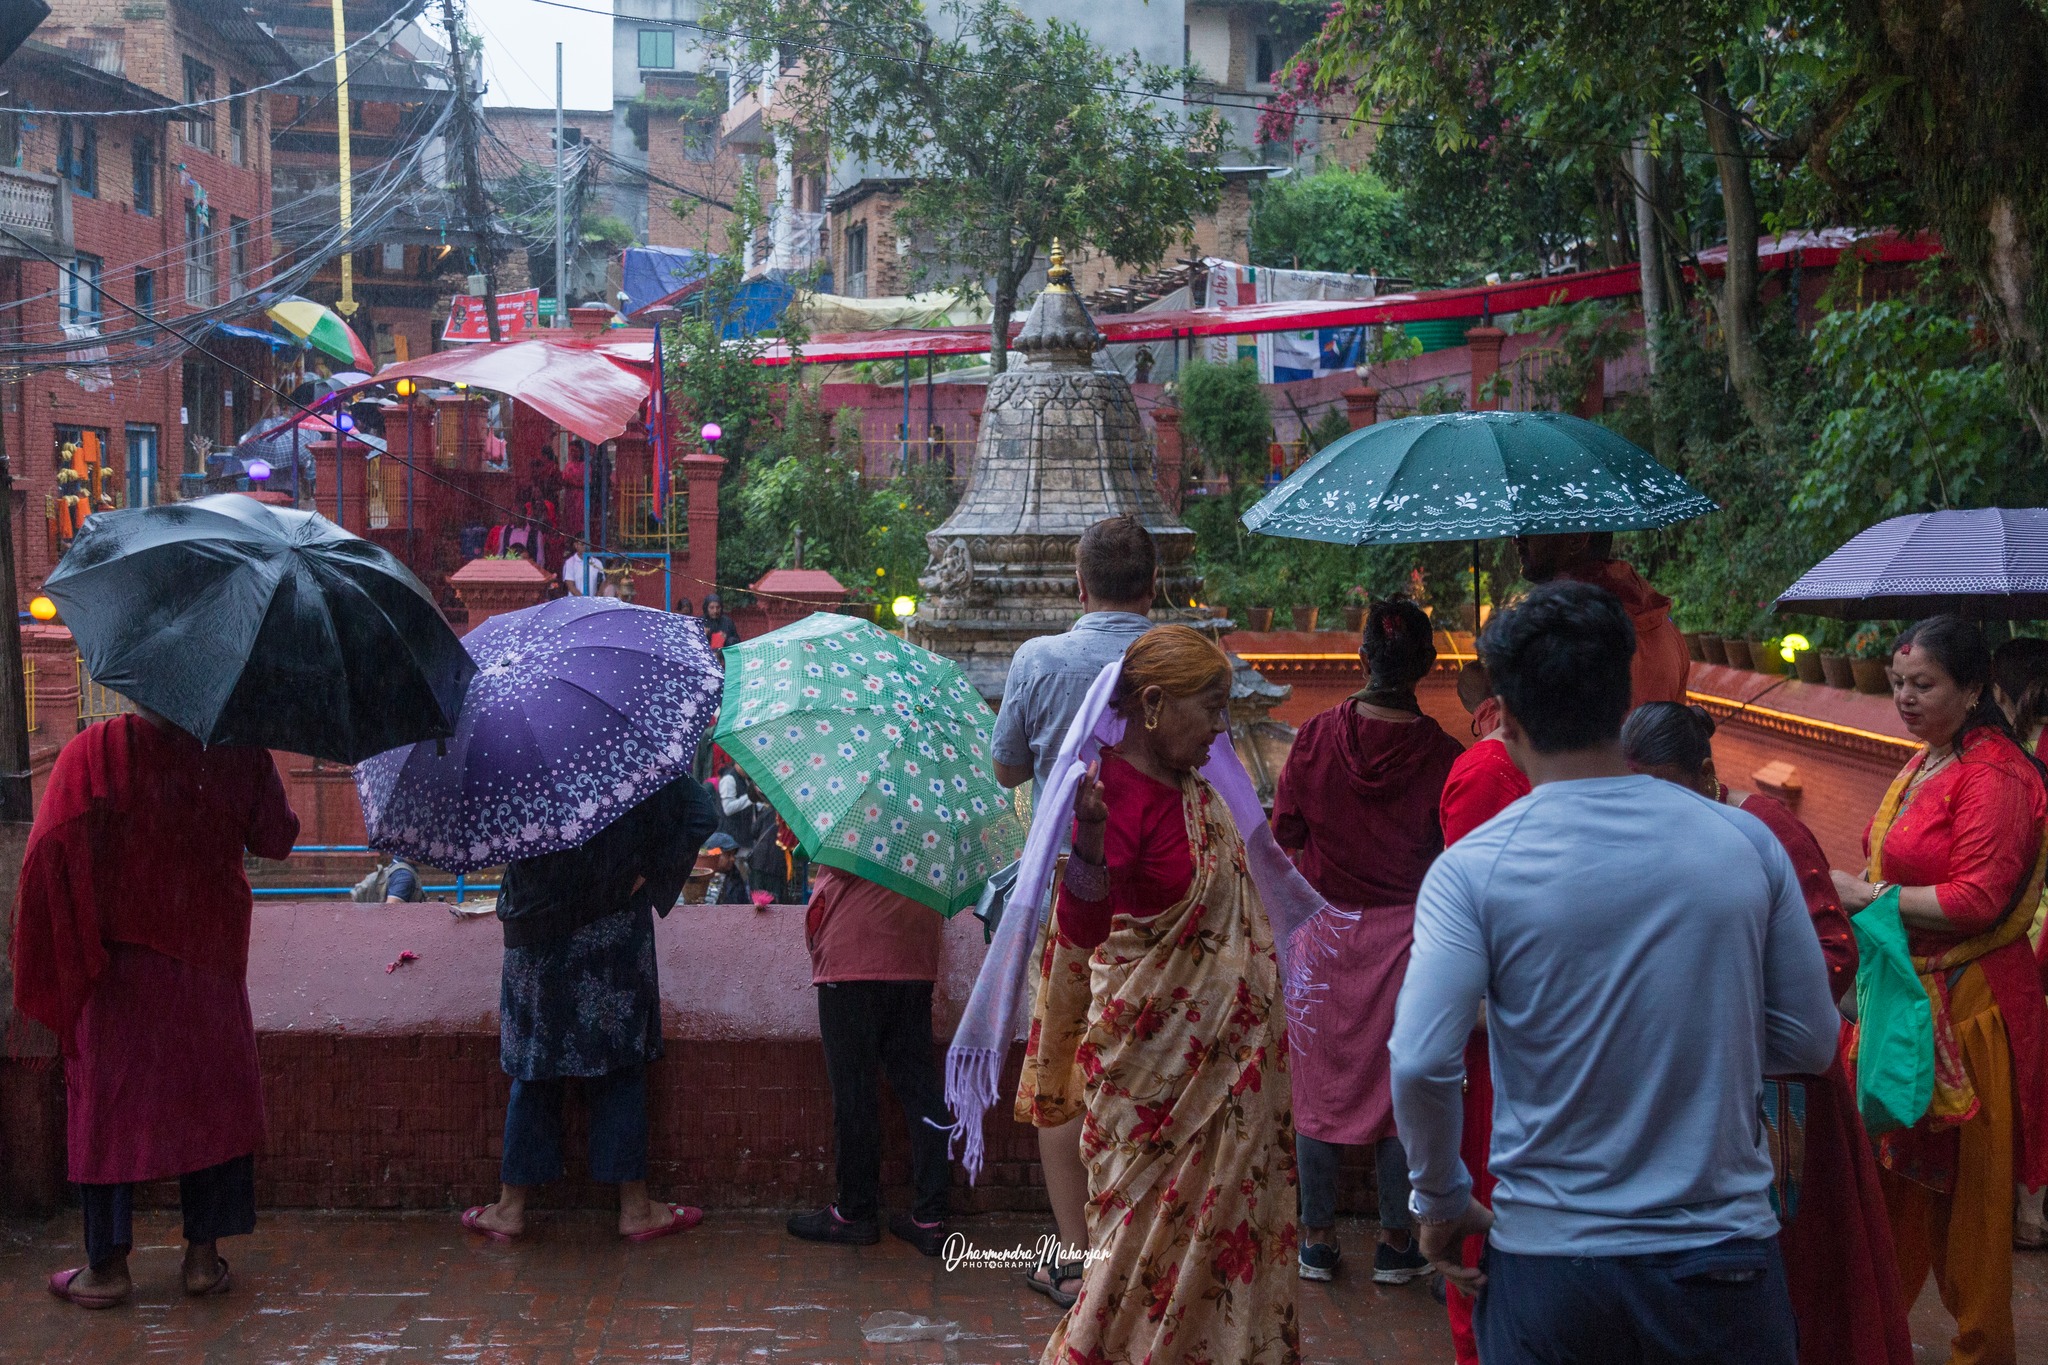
{"left": 1623, "top": 702, "right": 1913, "bottom": 1365}
{"left": 1829, "top": 616, "right": 2048, "bottom": 1365}
{"left": 14, "top": 709, "right": 299, "bottom": 1308}
{"left": 1271, "top": 597, "right": 1461, "bottom": 1285}
{"left": 1038, "top": 624, "right": 1299, "bottom": 1365}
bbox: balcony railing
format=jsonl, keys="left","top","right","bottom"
{"left": 76, "top": 656, "right": 135, "bottom": 731}
{"left": 0, "top": 168, "right": 72, "bottom": 259}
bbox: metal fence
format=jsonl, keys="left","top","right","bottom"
{"left": 76, "top": 656, "right": 135, "bottom": 730}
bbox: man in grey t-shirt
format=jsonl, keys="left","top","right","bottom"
{"left": 992, "top": 514, "right": 1156, "bottom": 1308}
{"left": 993, "top": 516, "right": 1158, "bottom": 791}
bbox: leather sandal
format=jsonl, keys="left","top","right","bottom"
{"left": 47, "top": 1268, "right": 129, "bottom": 1310}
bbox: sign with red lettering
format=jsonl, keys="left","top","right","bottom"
{"left": 442, "top": 288, "right": 541, "bottom": 343}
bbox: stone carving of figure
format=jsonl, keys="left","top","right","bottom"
{"left": 922, "top": 538, "right": 975, "bottom": 600}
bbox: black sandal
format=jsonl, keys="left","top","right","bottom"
{"left": 1024, "top": 1251, "right": 1085, "bottom": 1310}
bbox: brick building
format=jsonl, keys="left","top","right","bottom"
{"left": 257, "top": 0, "right": 458, "bottom": 368}
{"left": 0, "top": 1, "right": 288, "bottom": 601}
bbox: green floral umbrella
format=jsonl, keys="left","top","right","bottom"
{"left": 714, "top": 613, "right": 1025, "bottom": 916}
{"left": 1241, "top": 410, "right": 1717, "bottom": 544}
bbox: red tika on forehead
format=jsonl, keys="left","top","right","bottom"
{"left": 1898, "top": 642, "right": 1913, "bottom": 654}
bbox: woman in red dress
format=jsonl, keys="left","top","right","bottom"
{"left": 1829, "top": 616, "right": 2048, "bottom": 1365}
{"left": 1272, "top": 598, "right": 1462, "bottom": 1286}
{"left": 1437, "top": 661, "right": 1531, "bottom": 1363}
{"left": 13, "top": 709, "right": 300, "bottom": 1308}
{"left": 1623, "top": 701, "right": 1913, "bottom": 1365}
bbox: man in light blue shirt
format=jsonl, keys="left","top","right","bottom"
{"left": 991, "top": 513, "right": 1156, "bottom": 1308}
{"left": 1391, "top": 581, "right": 1840, "bottom": 1364}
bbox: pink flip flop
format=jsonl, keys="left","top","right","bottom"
{"left": 47, "top": 1268, "right": 128, "bottom": 1310}
{"left": 624, "top": 1203, "right": 703, "bottom": 1243}
{"left": 461, "top": 1205, "right": 521, "bottom": 1242}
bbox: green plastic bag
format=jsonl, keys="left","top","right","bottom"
{"left": 1849, "top": 887, "right": 1933, "bottom": 1135}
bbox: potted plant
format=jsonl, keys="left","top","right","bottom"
{"left": 1849, "top": 626, "right": 1892, "bottom": 694}
{"left": 1792, "top": 641, "right": 1826, "bottom": 685}
{"left": 1292, "top": 604, "right": 1320, "bottom": 631}
{"left": 1698, "top": 631, "right": 1730, "bottom": 666}
{"left": 1683, "top": 631, "right": 1707, "bottom": 663}
{"left": 1722, "top": 634, "right": 1754, "bottom": 670}
{"left": 1342, "top": 586, "right": 1368, "bottom": 633}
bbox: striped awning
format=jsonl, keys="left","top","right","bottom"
{"left": 1774, "top": 508, "right": 2048, "bottom": 619}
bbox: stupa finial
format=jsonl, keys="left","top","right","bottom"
{"left": 1045, "top": 239, "right": 1074, "bottom": 293}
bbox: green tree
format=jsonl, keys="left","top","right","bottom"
{"left": 1250, "top": 167, "right": 1409, "bottom": 274}
{"left": 706, "top": 0, "right": 1225, "bottom": 372}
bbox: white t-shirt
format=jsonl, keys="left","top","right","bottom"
{"left": 561, "top": 553, "right": 598, "bottom": 595}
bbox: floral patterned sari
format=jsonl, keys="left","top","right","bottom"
{"left": 1040, "top": 775, "right": 1300, "bottom": 1365}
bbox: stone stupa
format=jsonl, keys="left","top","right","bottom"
{"left": 907, "top": 243, "right": 1202, "bottom": 698}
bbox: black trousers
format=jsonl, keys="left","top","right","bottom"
{"left": 815, "top": 980, "right": 951, "bottom": 1223}
{"left": 80, "top": 1154, "right": 257, "bottom": 1269}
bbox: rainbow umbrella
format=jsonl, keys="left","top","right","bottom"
{"left": 265, "top": 295, "right": 375, "bottom": 371}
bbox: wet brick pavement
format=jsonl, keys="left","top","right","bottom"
{"left": 1, "top": 1209, "right": 2042, "bottom": 1362}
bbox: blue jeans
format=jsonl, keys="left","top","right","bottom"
{"left": 1475, "top": 1237, "right": 1798, "bottom": 1365}
{"left": 79, "top": 1155, "right": 255, "bottom": 1269}
{"left": 1297, "top": 1133, "right": 1413, "bottom": 1233}
{"left": 501, "top": 1065, "right": 648, "bottom": 1186}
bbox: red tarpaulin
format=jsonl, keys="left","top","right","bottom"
{"left": 358, "top": 337, "right": 652, "bottom": 444}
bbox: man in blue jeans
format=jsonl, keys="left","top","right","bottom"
{"left": 1389, "top": 582, "right": 1841, "bottom": 1363}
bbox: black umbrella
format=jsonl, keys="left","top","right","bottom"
{"left": 1774, "top": 508, "right": 2048, "bottom": 619}
{"left": 44, "top": 494, "right": 475, "bottom": 763}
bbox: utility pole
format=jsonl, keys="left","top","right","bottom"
{"left": 330, "top": 0, "right": 357, "bottom": 317}
{"left": 444, "top": 0, "right": 500, "bottom": 341}
{"left": 554, "top": 41, "right": 566, "bottom": 328}
{"left": 0, "top": 448, "right": 33, "bottom": 823}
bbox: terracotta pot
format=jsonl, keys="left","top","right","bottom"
{"left": 1852, "top": 657, "right": 1891, "bottom": 695}
{"left": 1343, "top": 604, "right": 1365, "bottom": 632}
{"left": 1793, "top": 650, "right": 1826, "bottom": 685}
{"left": 1291, "top": 606, "right": 1319, "bottom": 632}
{"left": 1748, "top": 639, "right": 1784, "bottom": 675}
{"left": 1683, "top": 632, "right": 1706, "bottom": 662}
{"left": 1699, "top": 633, "right": 1729, "bottom": 666}
{"left": 1722, "top": 637, "right": 1754, "bottom": 670}
{"left": 1820, "top": 653, "right": 1855, "bottom": 689}
{"left": 1247, "top": 606, "right": 1275, "bottom": 632}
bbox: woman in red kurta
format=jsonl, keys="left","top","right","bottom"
{"left": 12, "top": 711, "right": 299, "bottom": 1309}
{"left": 1272, "top": 598, "right": 1462, "bottom": 1286}
{"left": 1829, "top": 617, "right": 2048, "bottom": 1365}
{"left": 1437, "top": 665, "right": 1532, "bottom": 1364}
{"left": 1624, "top": 702, "right": 1913, "bottom": 1365}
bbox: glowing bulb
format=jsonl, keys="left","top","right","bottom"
{"left": 891, "top": 595, "right": 917, "bottom": 621}
{"left": 1779, "top": 633, "right": 1811, "bottom": 663}
{"left": 394, "top": 378, "right": 417, "bottom": 398}
{"left": 700, "top": 422, "right": 723, "bottom": 444}
{"left": 875, "top": 567, "right": 885, "bottom": 577}
{"left": 453, "top": 382, "right": 468, "bottom": 392}
{"left": 335, "top": 412, "right": 356, "bottom": 432}
{"left": 247, "top": 459, "right": 273, "bottom": 482}
{"left": 28, "top": 596, "right": 57, "bottom": 622}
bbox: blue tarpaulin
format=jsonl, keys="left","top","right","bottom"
{"left": 621, "top": 246, "right": 713, "bottom": 318}
{"left": 214, "top": 322, "right": 301, "bottom": 351}
{"left": 619, "top": 247, "right": 806, "bottom": 339}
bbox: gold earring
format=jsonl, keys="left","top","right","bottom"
{"left": 1144, "top": 705, "right": 1161, "bottom": 731}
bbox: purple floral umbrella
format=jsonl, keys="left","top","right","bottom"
{"left": 354, "top": 597, "right": 722, "bottom": 872}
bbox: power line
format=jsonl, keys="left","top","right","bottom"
{"left": 0, "top": 3, "right": 434, "bottom": 118}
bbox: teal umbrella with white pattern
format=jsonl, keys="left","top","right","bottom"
{"left": 713, "top": 613, "right": 1025, "bottom": 915}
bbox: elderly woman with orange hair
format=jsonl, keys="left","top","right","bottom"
{"left": 1028, "top": 624, "right": 1300, "bottom": 1365}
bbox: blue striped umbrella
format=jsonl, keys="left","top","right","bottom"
{"left": 1774, "top": 509, "right": 2048, "bottom": 619}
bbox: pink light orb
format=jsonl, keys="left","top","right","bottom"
{"left": 700, "top": 422, "right": 723, "bottom": 444}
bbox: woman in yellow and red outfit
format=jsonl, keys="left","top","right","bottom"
{"left": 1832, "top": 615, "right": 2048, "bottom": 1365}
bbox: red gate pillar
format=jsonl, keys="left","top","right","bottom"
{"left": 681, "top": 450, "right": 725, "bottom": 613}
{"left": 1151, "top": 409, "right": 1185, "bottom": 512}
{"left": 1342, "top": 385, "right": 1380, "bottom": 429}
{"left": 1467, "top": 327, "right": 1507, "bottom": 411}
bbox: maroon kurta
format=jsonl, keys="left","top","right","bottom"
{"left": 1743, "top": 794, "right": 1914, "bottom": 1365}
{"left": 1273, "top": 701, "right": 1461, "bottom": 1145}
{"left": 12, "top": 714, "right": 299, "bottom": 1185}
